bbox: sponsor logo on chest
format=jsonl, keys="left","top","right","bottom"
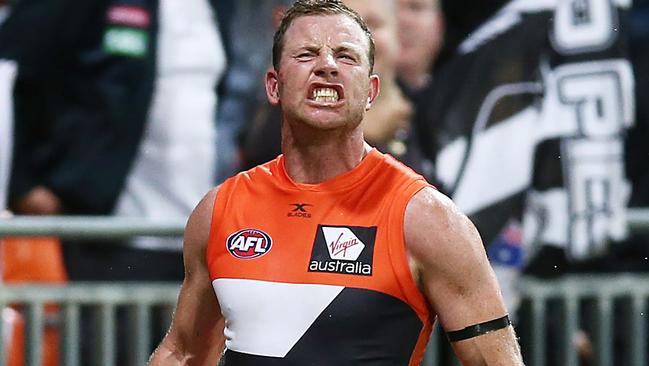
{"left": 308, "top": 225, "right": 377, "bottom": 276}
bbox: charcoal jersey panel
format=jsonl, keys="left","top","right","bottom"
{"left": 207, "top": 149, "right": 435, "bottom": 365}
{"left": 219, "top": 286, "right": 423, "bottom": 366}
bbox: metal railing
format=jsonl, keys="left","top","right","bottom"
{"left": 423, "top": 274, "right": 649, "bottom": 366}
{"left": 518, "top": 274, "right": 649, "bottom": 366}
{"left": 3, "top": 275, "right": 648, "bottom": 366}
{"left": 1, "top": 209, "right": 648, "bottom": 366}
{"left": 0, "top": 284, "right": 179, "bottom": 366}
{"left": 0, "top": 216, "right": 186, "bottom": 239}
{"left": 1, "top": 207, "right": 648, "bottom": 238}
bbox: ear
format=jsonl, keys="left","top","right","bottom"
{"left": 265, "top": 69, "right": 281, "bottom": 105}
{"left": 365, "top": 74, "right": 380, "bottom": 111}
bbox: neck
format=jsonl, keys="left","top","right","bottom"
{"left": 281, "top": 122, "right": 370, "bottom": 184}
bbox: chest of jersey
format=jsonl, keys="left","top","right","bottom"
{"left": 211, "top": 185, "right": 399, "bottom": 290}
{"left": 206, "top": 154, "right": 432, "bottom": 365}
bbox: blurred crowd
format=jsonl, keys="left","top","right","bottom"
{"left": 1, "top": 0, "right": 648, "bottom": 365}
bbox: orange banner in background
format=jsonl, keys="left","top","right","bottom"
{"left": 1, "top": 236, "right": 68, "bottom": 366}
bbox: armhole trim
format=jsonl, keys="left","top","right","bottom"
{"left": 387, "top": 178, "right": 432, "bottom": 323}
{"left": 206, "top": 179, "right": 235, "bottom": 281}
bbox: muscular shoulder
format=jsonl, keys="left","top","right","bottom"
{"left": 403, "top": 187, "right": 487, "bottom": 287}
{"left": 404, "top": 186, "right": 480, "bottom": 247}
{"left": 184, "top": 186, "right": 221, "bottom": 267}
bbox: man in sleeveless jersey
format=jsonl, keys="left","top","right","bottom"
{"left": 149, "top": 1, "right": 524, "bottom": 365}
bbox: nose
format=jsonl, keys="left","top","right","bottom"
{"left": 314, "top": 52, "right": 338, "bottom": 78}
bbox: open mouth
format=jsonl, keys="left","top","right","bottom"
{"left": 308, "top": 84, "right": 344, "bottom": 104}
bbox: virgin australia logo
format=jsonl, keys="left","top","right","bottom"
{"left": 324, "top": 227, "right": 365, "bottom": 260}
{"left": 308, "top": 225, "right": 376, "bottom": 276}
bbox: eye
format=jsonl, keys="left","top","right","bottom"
{"left": 338, "top": 53, "right": 356, "bottom": 62}
{"left": 295, "top": 52, "right": 315, "bottom": 60}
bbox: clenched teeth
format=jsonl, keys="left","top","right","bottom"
{"left": 311, "top": 88, "right": 339, "bottom": 103}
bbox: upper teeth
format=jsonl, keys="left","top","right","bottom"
{"left": 312, "top": 88, "right": 339, "bottom": 102}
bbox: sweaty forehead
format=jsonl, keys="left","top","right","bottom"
{"left": 284, "top": 14, "right": 370, "bottom": 52}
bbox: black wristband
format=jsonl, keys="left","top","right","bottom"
{"left": 445, "top": 314, "right": 512, "bottom": 342}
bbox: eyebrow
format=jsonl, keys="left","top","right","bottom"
{"left": 333, "top": 45, "right": 361, "bottom": 54}
{"left": 292, "top": 43, "right": 365, "bottom": 59}
{"left": 302, "top": 45, "right": 320, "bottom": 52}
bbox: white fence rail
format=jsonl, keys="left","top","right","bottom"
{"left": 518, "top": 274, "right": 649, "bottom": 366}
{"left": 0, "top": 208, "right": 647, "bottom": 238}
{"left": 0, "top": 284, "right": 179, "bottom": 366}
{"left": 2, "top": 276, "right": 649, "bottom": 366}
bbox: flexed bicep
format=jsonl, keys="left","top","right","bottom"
{"left": 404, "top": 187, "right": 523, "bottom": 365}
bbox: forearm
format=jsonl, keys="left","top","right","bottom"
{"left": 148, "top": 341, "right": 187, "bottom": 366}
{"left": 149, "top": 334, "right": 224, "bottom": 366}
{"left": 149, "top": 346, "right": 219, "bottom": 366}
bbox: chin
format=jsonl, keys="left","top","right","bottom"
{"left": 305, "top": 119, "right": 348, "bottom": 130}
{"left": 301, "top": 111, "right": 347, "bottom": 129}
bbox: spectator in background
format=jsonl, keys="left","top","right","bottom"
{"left": 396, "top": 0, "right": 444, "bottom": 94}
{"left": 237, "top": 1, "right": 295, "bottom": 171}
{"left": 1, "top": 0, "right": 226, "bottom": 363}
{"left": 110, "top": 0, "right": 226, "bottom": 280}
{"left": 214, "top": 0, "right": 292, "bottom": 182}
{"left": 4, "top": 0, "right": 225, "bottom": 282}
{"left": 2, "top": 6, "right": 68, "bottom": 366}
{"left": 345, "top": 0, "right": 424, "bottom": 172}
{"left": 394, "top": 0, "right": 446, "bottom": 180}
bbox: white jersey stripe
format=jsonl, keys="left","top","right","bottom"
{"left": 213, "top": 278, "right": 344, "bottom": 358}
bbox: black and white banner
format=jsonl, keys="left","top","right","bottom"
{"left": 423, "top": 0, "right": 634, "bottom": 264}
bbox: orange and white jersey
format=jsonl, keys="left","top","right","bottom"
{"left": 207, "top": 149, "right": 435, "bottom": 365}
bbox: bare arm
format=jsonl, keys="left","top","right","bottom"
{"left": 148, "top": 188, "right": 225, "bottom": 366}
{"left": 405, "top": 187, "right": 523, "bottom": 365}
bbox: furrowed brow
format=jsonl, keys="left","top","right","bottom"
{"left": 296, "top": 45, "right": 320, "bottom": 53}
{"left": 333, "top": 45, "right": 362, "bottom": 57}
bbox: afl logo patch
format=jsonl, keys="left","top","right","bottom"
{"left": 226, "top": 229, "right": 273, "bottom": 259}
